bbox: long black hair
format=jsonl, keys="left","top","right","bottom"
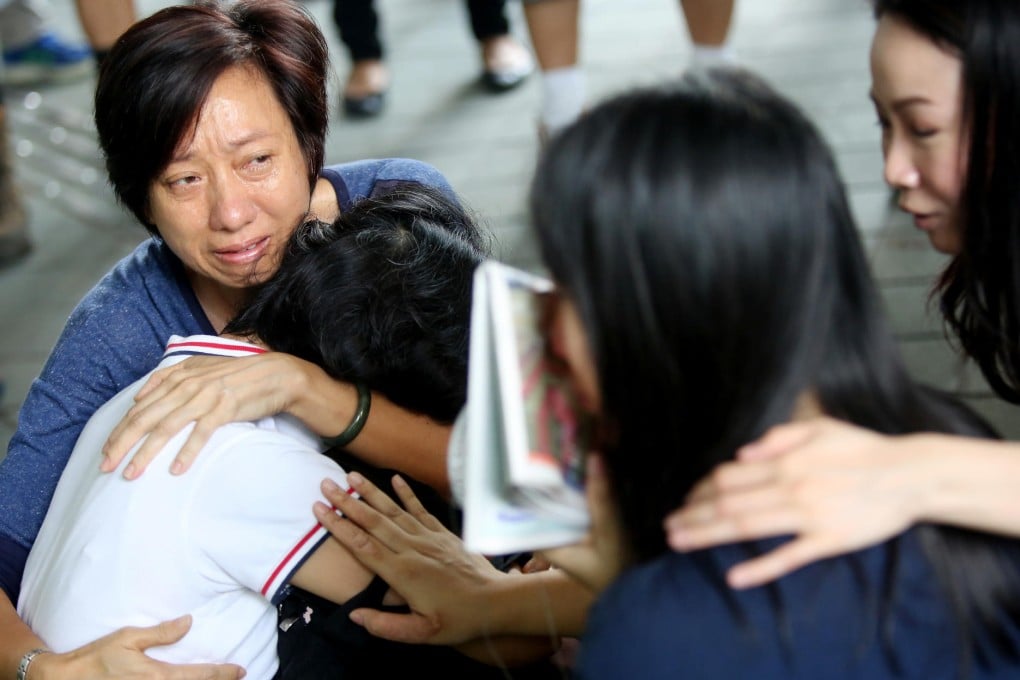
{"left": 225, "top": 185, "right": 487, "bottom": 423}
{"left": 532, "top": 69, "right": 1020, "bottom": 667}
{"left": 874, "top": 0, "right": 1020, "bottom": 403}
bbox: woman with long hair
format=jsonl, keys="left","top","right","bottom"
{"left": 666, "top": 0, "right": 1020, "bottom": 593}
{"left": 315, "top": 69, "right": 1020, "bottom": 676}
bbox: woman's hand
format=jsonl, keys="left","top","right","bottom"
{"left": 313, "top": 472, "right": 504, "bottom": 646}
{"left": 664, "top": 417, "right": 921, "bottom": 589}
{"left": 31, "top": 615, "right": 245, "bottom": 679}
{"left": 539, "top": 455, "right": 628, "bottom": 594}
{"left": 101, "top": 353, "right": 305, "bottom": 479}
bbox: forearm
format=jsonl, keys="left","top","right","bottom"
{"left": 289, "top": 366, "right": 451, "bottom": 495}
{"left": 456, "top": 634, "right": 559, "bottom": 667}
{"left": 0, "top": 593, "right": 48, "bottom": 678}
{"left": 483, "top": 569, "right": 594, "bottom": 639}
{"left": 910, "top": 434, "right": 1020, "bottom": 536}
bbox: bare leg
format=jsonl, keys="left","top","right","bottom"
{"left": 523, "top": 0, "right": 579, "bottom": 71}
{"left": 679, "top": 0, "right": 736, "bottom": 66}
{"left": 523, "top": 0, "right": 583, "bottom": 137}
{"left": 74, "top": 0, "right": 135, "bottom": 52}
{"left": 0, "top": 98, "right": 31, "bottom": 266}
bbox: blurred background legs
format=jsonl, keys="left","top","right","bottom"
{"left": 465, "top": 0, "right": 534, "bottom": 92}
{"left": 0, "top": 0, "right": 91, "bottom": 86}
{"left": 73, "top": 0, "right": 136, "bottom": 70}
{"left": 523, "top": 0, "right": 582, "bottom": 139}
{"left": 334, "top": 0, "right": 533, "bottom": 118}
{"left": 0, "top": 85, "right": 30, "bottom": 268}
{"left": 679, "top": 0, "right": 736, "bottom": 68}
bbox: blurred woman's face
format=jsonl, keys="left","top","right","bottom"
{"left": 869, "top": 13, "right": 967, "bottom": 255}
{"left": 147, "top": 65, "right": 311, "bottom": 307}
{"left": 546, "top": 294, "right": 601, "bottom": 415}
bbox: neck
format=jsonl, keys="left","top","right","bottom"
{"left": 791, "top": 390, "right": 824, "bottom": 421}
{"left": 309, "top": 176, "right": 340, "bottom": 222}
{"left": 187, "top": 270, "right": 249, "bottom": 333}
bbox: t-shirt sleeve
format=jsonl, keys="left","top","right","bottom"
{"left": 322, "top": 158, "right": 457, "bottom": 210}
{"left": 188, "top": 430, "right": 352, "bottom": 604}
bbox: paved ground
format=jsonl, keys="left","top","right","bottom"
{"left": 2, "top": 0, "right": 1013, "bottom": 458}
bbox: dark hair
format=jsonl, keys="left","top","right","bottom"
{"left": 873, "top": 0, "right": 1020, "bottom": 403}
{"left": 225, "top": 185, "right": 487, "bottom": 423}
{"left": 532, "top": 69, "right": 1020, "bottom": 668}
{"left": 94, "top": 0, "right": 329, "bottom": 236}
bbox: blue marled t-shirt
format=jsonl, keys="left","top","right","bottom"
{"left": 0, "top": 159, "right": 453, "bottom": 602}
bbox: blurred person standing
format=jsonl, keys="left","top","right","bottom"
{"left": 0, "top": 83, "right": 29, "bottom": 266}
{"left": 335, "top": 0, "right": 534, "bottom": 117}
{"left": 525, "top": 0, "right": 737, "bottom": 139}
{"left": 0, "top": 0, "right": 92, "bottom": 85}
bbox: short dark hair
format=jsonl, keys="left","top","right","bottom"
{"left": 95, "top": 0, "right": 330, "bottom": 235}
{"left": 531, "top": 69, "right": 1020, "bottom": 666}
{"left": 225, "top": 184, "right": 488, "bottom": 423}
{"left": 873, "top": 0, "right": 1020, "bottom": 403}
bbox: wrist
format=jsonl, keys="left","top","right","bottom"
{"left": 898, "top": 433, "right": 949, "bottom": 525}
{"left": 17, "top": 648, "right": 52, "bottom": 680}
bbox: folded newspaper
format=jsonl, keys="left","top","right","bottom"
{"left": 458, "top": 260, "right": 594, "bottom": 554}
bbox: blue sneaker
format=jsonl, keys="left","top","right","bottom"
{"left": 3, "top": 32, "right": 92, "bottom": 86}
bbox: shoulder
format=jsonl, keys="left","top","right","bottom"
{"left": 70, "top": 240, "right": 186, "bottom": 328}
{"left": 578, "top": 538, "right": 958, "bottom": 679}
{"left": 321, "top": 158, "right": 455, "bottom": 209}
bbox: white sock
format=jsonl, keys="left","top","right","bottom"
{"left": 539, "top": 66, "right": 585, "bottom": 135}
{"left": 690, "top": 43, "right": 737, "bottom": 70}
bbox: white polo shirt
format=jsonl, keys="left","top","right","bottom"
{"left": 18, "top": 335, "right": 350, "bottom": 680}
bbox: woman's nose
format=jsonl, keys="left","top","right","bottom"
{"left": 882, "top": 136, "right": 920, "bottom": 190}
{"left": 210, "top": 174, "right": 258, "bottom": 231}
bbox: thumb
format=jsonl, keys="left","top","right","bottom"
{"left": 350, "top": 609, "right": 440, "bottom": 644}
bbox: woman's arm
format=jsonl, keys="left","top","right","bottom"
{"left": 665, "top": 417, "right": 1020, "bottom": 588}
{"left": 100, "top": 353, "right": 451, "bottom": 495}
{"left": 314, "top": 473, "right": 594, "bottom": 642}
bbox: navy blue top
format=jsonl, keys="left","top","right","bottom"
{"left": 0, "top": 158, "right": 454, "bottom": 603}
{"left": 577, "top": 531, "right": 1020, "bottom": 679}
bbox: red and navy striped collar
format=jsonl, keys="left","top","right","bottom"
{"left": 162, "top": 334, "right": 267, "bottom": 361}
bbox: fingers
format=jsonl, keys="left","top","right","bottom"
{"left": 389, "top": 475, "right": 446, "bottom": 532}
{"left": 348, "top": 608, "right": 441, "bottom": 644}
{"left": 160, "top": 661, "right": 247, "bottom": 679}
{"left": 725, "top": 537, "right": 831, "bottom": 590}
{"left": 168, "top": 413, "right": 227, "bottom": 476}
{"left": 666, "top": 506, "right": 801, "bottom": 552}
{"left": 344, "top": 472, "right": 434, "bottom": 538}
{"left": 102, "top": 368, "right": 198, "bottom": 472}
{"left": 684, "top": 459, "right": 778, "bottom": 504}
{"left": 522, "top": 555, "right": 552, "bottom": 573}
{"left": 737, "top": 420, "right": 821, "bottom": 461}
{"left": 317, "top": 477, "right": 407, "bottom": 563}
{"left": 133, "top": 362, "right": 178, "bottom": 401}
{"left": 127, "top": 614, "right": 193, "bottom": 649}
{"left": 313, "top": 498, "right": 389, "bottom": 567}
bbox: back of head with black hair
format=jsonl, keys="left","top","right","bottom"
{"left": 531, "top": 68, "right": 1020, "bottom": 669}
{"left": 225, "top": 184, "right": 487, "bottom": 424}
{"left": 95, "top": 0, "right": 329, "bottom": 235}
{"left": 873, "top": 0, "right": 1020, "bottom": 404}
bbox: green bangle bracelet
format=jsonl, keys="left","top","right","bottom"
{"left": 322, "top": 382, "right": 372, "bottom": 449}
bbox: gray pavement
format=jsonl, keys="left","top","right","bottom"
{"left": 2, "top": 0, "right": 1013, "bottom": 459}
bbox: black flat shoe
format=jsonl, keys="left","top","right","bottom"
{"left": 481, "top": 61, "right": 533, "bottom": 93}
{"left": 342, "top": 90, "right": 386, "bottom": 118}
{"left": 479, "top": 36, "right": 534, "bottom": 93}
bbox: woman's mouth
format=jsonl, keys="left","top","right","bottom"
{"left": 911, "top": 213, "right": 938, "bottom": 232}
{"left": 215, "top": 236, "right": 270, "bottom": 265}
